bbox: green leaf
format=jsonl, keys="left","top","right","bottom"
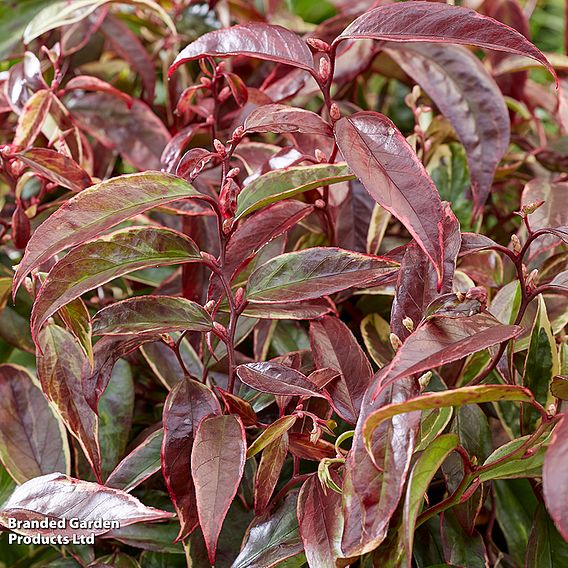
{"left": 14, "top": 171, "right": 203, "bottom": 294}
{"left": 31, "top": 227, "right": 201, "bottom": 340}
{"left": 247, "top": 416, "right": 297, "bottom": 458}
{"left": 403, "top": 433, "right": 459, "bottom": 561}
{"left": 523, "top": 295, "right": 559, "bottom": 431}
{"left": 525, "top": 504, "right": 568, "bottom": 568}
{"left": 92, "top": 296, "right": 213, "bottom": 336}
{"left": 236, "top": 163, "right": 354, "bottom": 219}
{"left": 246, "top": 247, "right": 397, "bottom": 303}
{"left": 363, "top": 385, "right": 533, "bottom": 453}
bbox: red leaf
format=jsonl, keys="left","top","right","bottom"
{"left": 244, "top": 104, "right": 333, "bottom": 136}
{"left": 0, "top": 473, "right": 173, "bottom": 537}
{"left": 254, "top": 434, "right": 288, "bottom": 514}
{"left": 170, "top": 23, "right": 317, "bottom": 76}
{"left": 334, "top": 111, "right": 445, "bottom": 286}
{"left": 191, "top": 414, "right": 246, "bottom": 564}
{"left": 385, "top": 43, "right": 510, "bottom": 212}
{"left": 298, "top": 473, "right": 344, "bottom": 567}
{"left": 162, "top": 379, "right": 221, "bottom": 541}
{"left": 310, "top": 316, "right": 373, "bottom": 424}
{"left": 16, "top": 147, "right": 93, "bottom": 192}
{"left": 543, "top": 414, "right": 568, "bottom": 540}
{"left": 391, "top": 203, "right": 461, "bottom": 339}
{"left": 335, "top": 1, "right": 555, "bottom": 82}
{"left": 236, "top": 362, "right": 324, "bottom": 397}
{"left": 37, "top": 325, "right": 102, "bottom": 482}
{"left": 62, "top": 75, "right": 134, "bottom": 107}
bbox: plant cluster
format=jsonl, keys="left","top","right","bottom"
{"left": 0, "top": 0, "right": 566, "bottom": 567}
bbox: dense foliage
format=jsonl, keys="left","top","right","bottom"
{"left": 0, "top": 0, "right": 567, "bottom": 566}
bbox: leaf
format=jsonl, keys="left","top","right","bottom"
{"left": 106, "top": 428, "right": 163, "bottom": 492}
{"left": 335, "top": 1, "right": 555, "bottom": 80}
{"left": 13, "top": 89, "right": 52, "bottom": 148}
{"left": 246, "top": 247, "right": 397, "bottom": 303}
{"left": 0, "top": 364, "right": 69, "bottom": 484}
{"left": 14, "top": 171, "right": 203, "bottom": 295}
{"left": 31, "top": 227, "right": 201, "bottom": 340}
{"left": 403, "top": 433, "right": 459, "bottom": 562}
{"left": 254, "top": 434, "right": 288, "bottom": 515}
{"left": 363, "top": 385, "right": 533, "bottom": 452}
{"left": 191, "top": 414, "right": 246, "bottom": 564}
{"left": 310, "top": 315, "right": 372, "bottom": 424}
{"left": 58, "top": 298, "right": 93, "bottom": 364}
{"left": 105, "top": 520, "right": 183, "bottom": 554}
{"left": 525, "top": 504, "right": 568, "bottom": 567}
{"left": 360, "top": 313, "right": 394, "bottom": 368}
{"left": 378, "top": 313, "right": 522, "bottom": 389}
{"left": 387, "top": 43, "right": 509, "bottom": 213}
{"left": 92, "top": 296, "right": 212, "bottom": 336}
{"left": 161, "top": 379, "right": 221, "bottom": 541}
{"left": 522, "top": 295, "right": 559, "bottom": 431}
{"left": 37, "top": 324, "right": 102, "bottom": 482}
{"left": 241, "top": 298, "right": 335, "bottom": 320}
{"left": 551, "top": 375, "right": 568, "bottom": 400}
{"left": 231, "top": 491, "right": 303, "bottom": 568}
{"left": 543, "top": 415, "right": 568, "bottom": 541}
{"left": 65, "top": 92, "right": 171, "bottom": 171}
{"left": 341, "top": 376, "right": 419, "bottom": 557}
{"left": 298, "top": 473, "right": 343, "bottom": 568}
{"left": 16, "top": 147, "right": 92, "bottom": 192}
{"left": 236, "top": 362, "right": 323, "bottom": 397}
{"left": 244, "top": 104, "right": 333, "bottom": 136}
{"left": 441, "top": 511, "right": 489, "bottom": 568}
{"left": 247, "top": 416, "right": 297, "bottom": 458}
{"left": 236, "top": 163, "right": 353, "bottom": 219}
{"left": 0, "top": 472, "right": 174, "bottom": 537}
{"left": 170, "top": 23, "right": 317, "bottom": 76}
{"left": 334, "top": 111, "right": 445, "bottom": 285}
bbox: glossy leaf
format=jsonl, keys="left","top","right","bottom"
{"left": 246, "top": 247, "right": 397, "bottom": 303}
{"left": 298, "top": 472, "right": 343, "bottom": 567}
{"left": 254, "top": 433, "right": 288, "bottom": 515}
{"left": 244, "top": 104, "right": 332, "bottom": 136}
{"left": 236, "top": 163, "right": 353, "bottom": 219}
{"left": 525, "top": 504, "right": 568, "bottom": 567}
{"left": 92, "top": 296, "right": 212, "bottom": 336}
{"left": 0, "top": 364, "right": 69, "bottom": 484}
{"left": 387, "top": 42, "right": 509, "bottom": 212}
{"left": 16, "top": 147, "right": 92, "bottom": 191}
{"left": 335, "top": 1, "right": 555, "bottom": 80}
{"left": 334, "top": 111, "right": 445, "bottom": 284}
{"left": 31, "top": 227, "right": 201, "bottom": 340}
{"left": 37, "top": 325, "right": 102, "bottom": 482}
{"left": 236, "top": 362, "right": 323, "bottom": 397}
{"left": 0, "top": 472, "right": 174, "bottom": 536}
{"left": 247, "top": 415, "right": 297, "bottom": 458}
{"left": 191, "top": 414, "right": 246, "bottom": 564}
{"left": 14, "top": 172, "right": 203, "bottom": 295}
{"left": 363, "top": 385, "right": 533, "bottom": 451}
{"left": 161, "top": 379, "right": 220, "bottom": 541}
{"left": 170, "top": 23, "right": 317, "bottom": 75}
{"left": 310, "top": 315, "right": 372, "bottom": 423}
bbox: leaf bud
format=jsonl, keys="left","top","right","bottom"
{"left": 204, "top": 300, "right": 216, "bottom": 313}
{"left": 390, "top": 332, "right": 403, "bottom": 351}
{"left": 319, "top": 56, "right": 331, "bottom": 82}
{"left": 212, "top": 321, "right": 228, "bottom": 341}
{"left": 314, "top": 199, "right": 326, "bottom": 209}
{"left": 231, "top": 125, "right": 245, "bottom": 141}
{"left": 520, "top": 200, "right": 545, "bottom": 217}
{"left": 315, "top": 148, "right": 327, "bottom": 163}
{"left": 200, "top": 251, "right": 218, "bottom": 268}
{"left": 218, "top": 85, "right": 231, "bottom": 102}
{"left": 306, "top": 37, "right": 330, "bottom": 52}
{"left": 199, "top": 76, "right": 212, "bottom": 88}
{"left": 213, "top": 139, "right": 226, "bottom": 156}
{"left": 234, "top": 287, "right": 245, "bottom": 308}
{"left": 226, "top": 167, "right": 240, "bottom": 179}
{"left": 329, "top": 103, "right": 341, "bottom": 121}
{"left": 511, "top": 234, "right": 522, "bottom": 254}
{"left": 223, "top": 218, "right": 234, "bottom": 234}
{"left": 402, "top": 316, "right": 414, "bottom": 332}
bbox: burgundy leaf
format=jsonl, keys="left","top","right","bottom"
{"left": 459, "top": 232, "right": 502, "bottom": 256}
{"left": 13, "top": 172, "right": 203, "bottom": 295}
{"left": 37, "top": 325, "right": 102, "bottom": 482}
{"left": 385, "top": 42, "right": 510, "bottom": 212}
{"left": 244, "top": 104, "right": 333, "bottom": 136}
{"left": 254, "top": 434, "right": 288, "bottom": 515}
{"left": 334, "top": 111, "right": 445, "bottom": 285}
{"left": 288, "top": 433, "right": 336, "bottom": 461}
{"left": 335, "top": 2, "right": 555, "bottom": 81}
{"left": 176, "top": 148, "right": 215, "bottom": 180}
{"left": 0, "top": 364, "right": 69, "bottom": 484}
{"left": 0, "top": 473, "right": 173, "bottom": 537}
{"left": 241, "top": 298, "right": 335, "bottom": 320}
{"left": 298, "top": 472, "right": 344, "bottom": 567}
{"left": 170, "top": 23, "right": 317, "bottom": 76}
{"left": 310, "top": 315, "right": 373, "bottom": 424}
{"left": 236, "top": 362, "right": 324, "bottom": 397}
{"left": 162, "top": 379, "right": 221, "bottom": 541}
{"left": 16, "top": 147, "right": 93, "bottom": 192}
{"left": 391, "top": 203, "right": 461, "bottom": 339}
{"left": 191, "top": 414, "right": 246, "bottom": 564}
{"left": 62, "top": 75, "right": 134, "bottom": 106}
{"left": 543, "top": 414, "right": 568, "bottom": 540}
{"left": 341, "top": 375, "right": 419, "bottom": 556}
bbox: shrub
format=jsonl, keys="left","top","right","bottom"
{"left": 0, "top": 1, "right": 566, "bottom": 566}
